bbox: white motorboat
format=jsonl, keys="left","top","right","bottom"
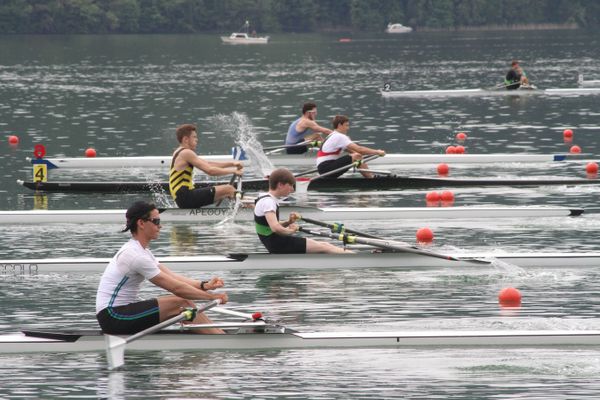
{"left": 221, "top": 32, "right": 269, "bottom": 44}
{"left": 385, "top": 23, "right": 413, "bottom": 33}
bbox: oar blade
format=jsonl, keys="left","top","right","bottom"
{"left": 105, "top": 335, "right": 127, "bottom": 370}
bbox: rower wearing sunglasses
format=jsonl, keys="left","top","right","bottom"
{"left": 96, "top": 201, "right": 228, "bottom": 335}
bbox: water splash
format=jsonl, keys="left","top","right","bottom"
{"left": 211, "top": 112, "right": 274, "bottom": 177}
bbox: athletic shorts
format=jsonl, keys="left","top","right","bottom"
{"left": 96, "top": 299, "right": 160, "bottom": 335}
{"left": 286, "top": 145, "right": 308, "bottom": 154}
{"left": 174, "top": 186, "right": 216, "bottom": 208}
{"left": 317, "top": 155, "right": 353, "bottom": 178}
{"left": 259, "top": 234, "right": 307, "bottom": 254}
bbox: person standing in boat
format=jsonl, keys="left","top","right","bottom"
{"left": 504, "top": 60, "right": 529, "bottom": 90}
{"left": 316, "top": 115, "right": 385, "bottom": 179}
{"left": 96, "top": 201, "right": 228, "bottom": 335}
{"left": 255, "top": 168, "right": 350, "bottom": 254}
{"left": 170, "top": 124, "right": 243, "bottom": 208}
{"left": 284, "top": 102, "right": 332, "bottom": 154}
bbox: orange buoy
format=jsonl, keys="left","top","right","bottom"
{"left": 437, "top": 163, "right": 450, "bottom": 175}
{"left": 569, "top": 145, "right": 581, "bottom": 154}
{"left": 563, "top": 129, "right": 573, "bottom": 139}
{"left": 425, "top": 191, "right": 441, "bottom": 202}
{"left": 416, "top": 227, "right": 434, "bottom": 243}
{"left": 85, "top": 148, "right": 97, "bottom": 157}
{"left": 440, "top": 191, "right": 454, "bottom": 202}
{"left": 445, "top": 146, "right": 457, "bottom": 154}
{"left": 8, "top": 135, "right": 19, "bottom": 145}
{"left": 456, "top": 132, "right": 467, "bottom": 141}
{"left": 498, "top": 287, "right": 522, "bottom": 307}
{"left": 586, "top": 162, "right": 599, "bottom": 174}
{"left": 455, "top": 145, "right": 465, "bottom": 154}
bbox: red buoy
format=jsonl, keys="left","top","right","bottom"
{"left": 416, "top": 227, "right": 434, "bottom": 243}
{"left": 8, "top": 135, "right": 19, "bottom": 145}
{"left": 586, "top": 162, "right": 599, "bottom": 174}
{"left": 445, "top": 146, "right": 457, "bottom": 154}
{"left": 570, "top": 145, "right": 581, "bottom": 154}
{"left": 455, "top": 145, "right": 465, "bottom": 154}
{"left": 440, "top": 191, "right": 454, "bottom": 202}
{"left": 425, "top": 191, "right": 441, "bottom": 202}
{"left": 563, "top": 129, "right": 573, "bottom": 139}
{"left": 437, "top": 163, "right": 450, "bottom": 175}
{"left": 456, "top": 132, "right": 467, "bottom": 141}
{"left": 498, "top": 287, "right": 522, "bottom": 307}
{"left": 85, "top": 148, "right": 97, "bottom": 157}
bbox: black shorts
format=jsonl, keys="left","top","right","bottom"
{"left": 259, "top": 234, "right": 307, "bottom": 254}
{"left": 317, "top": 155, "right": 353, "bottom": 178}
{"left": 96, "top": 299, "right": 160, "bottom": 335}
{"left": 175, "top": 186, "right": 216, "bottom": 208}
{"left": 286, "top": 145, "right": 308, "bottom": 154}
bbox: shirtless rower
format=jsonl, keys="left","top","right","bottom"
{"left": 170, "top": 124, "right": 243, "bottom": 208}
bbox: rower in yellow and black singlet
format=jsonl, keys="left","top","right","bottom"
{"left": 169, "top": 124, "right": 243, "bottom": 209}
{"left": 254, "top": 168, "right": 350, "bottom": 254}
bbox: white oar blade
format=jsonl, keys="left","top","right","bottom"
{"left": 295, "top": 179, "right": 309, "bottom": 194}
{"left": 105, "top": 335, "right": 127, "bottom": 370}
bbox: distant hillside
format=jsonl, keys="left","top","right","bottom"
{"left": 0, "top": 0, "right": 598, "bottom": 34}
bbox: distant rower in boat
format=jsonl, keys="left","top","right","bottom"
{"left": 255, "top": 168, "right": 350, "bottom": 254}
{"left": 316, "top": 115, "right": 385, "bottom": 179}
{"left": 504, "top": 60, "right": 529, "bottom": 90}
{"left": 170, "top": 124, "right": 243, "bottom": 208}
{"left": 96, "top": 201, "right": 228, "bottom": 335}
{"left": 284, "top": 102, "right": 332, "bottom": 154}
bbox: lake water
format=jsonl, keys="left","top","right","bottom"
{"left": 1, "top": 30, "right": 600, "bottom": 399}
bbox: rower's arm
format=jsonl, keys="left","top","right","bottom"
{"left": 265, "top": 211, "right": 297, "bottom": 235}
{"left": 301, "top": 120, "right": 332, "bottom": 137}
{"left": 346, "top": 142, "right": 385, "bottom": 156}
{"left": 207, "top": 160, "right": 244, "bottom": 169}
{"left": 183, "top": 151, "right": 242, "bottom": 177}
{"left": 157, "top": 264, "right": 224, "bottom": 290}
{"left": 150, "top": 270, "right": 227, "bottom": 303}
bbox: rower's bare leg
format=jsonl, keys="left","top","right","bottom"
{"left": 306, "top": 238, "right": 354, "bottom": 254}
{"left": 158, "top": 296, "right": 224, "bottom": 334}
{"left": 213, "top": 184, "right": 237, "bottom": 203}
{"left": 350, "top": 153, "right": 374, "bottom": 179}
{"left": 359, "top": 162, "right": 374, "bottom": 179}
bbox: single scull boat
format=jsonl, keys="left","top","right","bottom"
{"left": 2, "top": 251, "right": 599, "bottom": 274}
{"left": 17, "top": 175, "right": 600, "bottom": 193}
{"left": 0, "top": 206, "right": 584, "bottom": 225}
{"left": 29, "top": 153, "right": 583, "bottom": 170}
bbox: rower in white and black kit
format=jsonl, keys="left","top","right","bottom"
{"left": 254, "top": 168, "right": 350, "bottom": 254}
{"left": 316, "top": 115, "right": 385, "bottom": 179}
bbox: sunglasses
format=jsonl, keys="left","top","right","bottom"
{"left": 145, "top": 218, "right": 161, "bottom": 226}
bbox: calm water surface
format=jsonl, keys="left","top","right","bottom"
{"left": 1, "top": 30, "right": 600, "bottom": 398}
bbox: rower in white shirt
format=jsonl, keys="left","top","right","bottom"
{"left": 316, "top": 115, "right": 385, "bottom": 179}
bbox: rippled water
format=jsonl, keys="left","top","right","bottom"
{"left": 1, "top": 30, "right": 600, "bottom": 398}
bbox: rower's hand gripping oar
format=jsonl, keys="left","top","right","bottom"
{"left": 105, "top": 299, "right": 221, "bottom": 370}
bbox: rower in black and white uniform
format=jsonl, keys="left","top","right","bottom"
{"left": 316, "top": 115, "right": 385, "bottom": 179}
{"left": 254, "top": 168, "right": 349, "bottom": 254}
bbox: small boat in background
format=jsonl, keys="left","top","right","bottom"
{"left": 221, "top": 20, "right": 269, "bottom": 44}
{"left": 385, "top": 23, "right": 412, "bottom": 33}
{"left": 578, "top": 74, "right": 600, "bottom": 87}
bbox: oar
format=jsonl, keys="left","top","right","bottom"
{"left": 298, "top": 226, "right": 490, "bottom": 264}
{"left": 215, "top": 173, "right": 239, "bottom": 207}
{"left": 263, "top": 140, "right": 322, "bottom": 151}
{"left": 300, "top": 216, "right": 381, "bottom": 239}
{"left": 105, "top": 299, "right": 220, "bottom": 370}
